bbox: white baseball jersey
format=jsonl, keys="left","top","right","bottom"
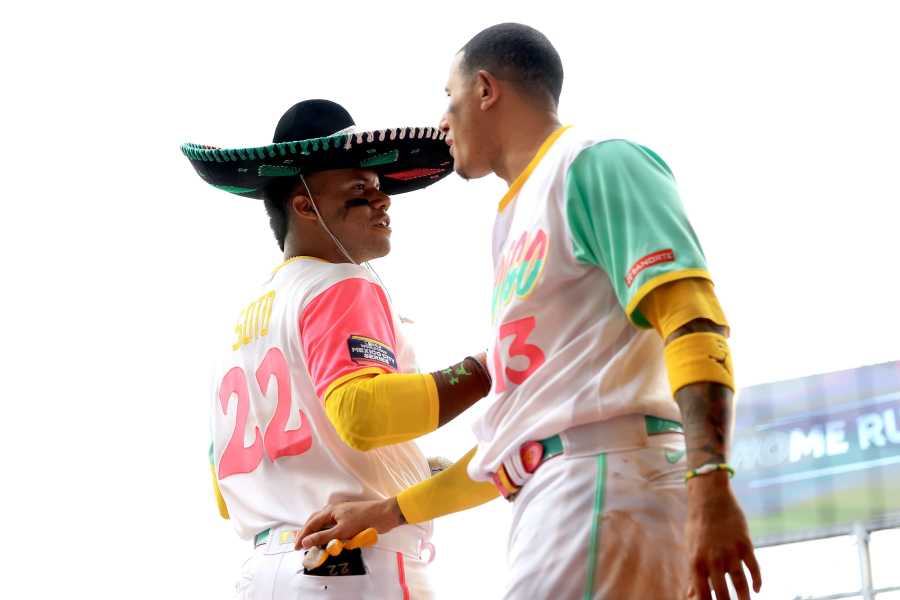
{"left": 469, "top": 126, "right": 710, "bottom": 481}
{"left": 210, "top": 257, "right": 432, "bottom": 557}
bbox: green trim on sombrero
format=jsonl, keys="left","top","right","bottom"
{"left": 213, "top": 184, "right": 258, "bottom": 194}
{"left": 182, "top": 125, "right": 451, "bottom": 199}
{"left": 180, "top": 127, "right": 444, "bottom": 164}
{"left": 360, "top": 150, "right": 399, "bottom": 168}
{"left": 258, "top": 165, "right": 302, "bottom": 177}
{"left": 180, "top": 133, "right": 354, "bottom": 164}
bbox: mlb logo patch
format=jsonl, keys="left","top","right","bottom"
{"left": 347, "top": 335, "right": 398, "bottom": 370}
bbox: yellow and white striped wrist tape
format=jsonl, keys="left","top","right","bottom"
{"left": 684, "top": 462, "right": 735, "bottom": 482}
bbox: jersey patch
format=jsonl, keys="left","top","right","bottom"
{"left": 625, "top": 249, "right": 675, "bottom": 287}
{"left": 348, "top": 335, "right": 398, "bottom": 369}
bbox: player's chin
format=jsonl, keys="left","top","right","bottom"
{"left": 366, "top": 232, "right": 391, "bottom": 260}
{"left": 452, "top": 155, "right": 469, "bottom": 179}
{"left": 453, "top": 158, "right": 489, "bottom": 181}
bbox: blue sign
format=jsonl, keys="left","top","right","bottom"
{"left": 732, "top": 361, "right": 900, "bottom": 547}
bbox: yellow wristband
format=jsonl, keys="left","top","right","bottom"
{"left": 684, "top": 463, "right": 735, "bottom": 482}
{"left": 664, "top": 332, "right": 734, "bottom": 395}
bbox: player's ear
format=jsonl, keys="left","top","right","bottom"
{"left": 290, "top": 192, "right": 318, "bottom": 222}
{"left": 476, "top": 69, "right": 500, "bottom": 111}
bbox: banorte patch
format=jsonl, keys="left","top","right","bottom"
{"left": 347, "top": 335, "right": 398, "bottom": 369}
{"left": 625, "top": 249, "right": 675, "bottom": 287}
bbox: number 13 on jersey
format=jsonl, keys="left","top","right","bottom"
{"left": 491, "top": 315, "right": 545, "bottom": 393}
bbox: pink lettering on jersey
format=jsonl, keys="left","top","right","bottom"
{"left": 215, "top": 348, "right": 316, "bottom": 480}
{"left": 218, "top": 366, "right": 264, "bottom": 478}
{"left": 257, "top": 347, "right": 313, "bottom": 461}
{"left": 493, "top": 315, "right": 545, "bottom": 391}
{"left": 492, "top": 228, "right": 549, "bottom": 322}
{"left": 300, "top": 278, "right": 399, "bottom": 400}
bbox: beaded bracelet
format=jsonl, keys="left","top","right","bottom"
{"left": 684, "top": 463, "right": 735, "bottom": 482}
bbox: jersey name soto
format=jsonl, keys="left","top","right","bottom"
{"left": 232, "top": 290, "right": 276, "bottom": 350}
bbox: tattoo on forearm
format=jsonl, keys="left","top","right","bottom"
{"left": 439, "top": 364, "right": 472, "bottom": 385}
{"left": 434, "top": 357, "right": 491, "bottom": 388}
{"left": 432, "top": 356, "right": 492, "bottom": 427}
{"left": 675, "top": 382, "right": 733, "bottom": 468}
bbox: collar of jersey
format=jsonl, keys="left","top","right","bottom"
{"left": 272, "top": 255, "right": 331, "bottom": 275}
{"left": 497, "top": 125, "right": 572, "bottom": 213}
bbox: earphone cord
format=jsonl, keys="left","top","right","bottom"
{"left": 298, "top": 174, "right": 392, "bottom": 303}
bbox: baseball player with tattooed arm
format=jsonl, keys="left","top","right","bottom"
{"left": 299, "top": 24, "right": 763, "bottom": 600}
{"left": 182, "top": 99, "right": 494, "bottom": 599}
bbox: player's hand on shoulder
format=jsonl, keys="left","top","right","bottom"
{"left": 296, "top": 497, "right": 405, "bottom": 551}
{"left": 685, "top": 473, "right": 762, "bottom": 600}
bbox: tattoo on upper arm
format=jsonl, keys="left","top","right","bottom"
{"left": 667, "top": 318, "right": 733, "bottom": 467}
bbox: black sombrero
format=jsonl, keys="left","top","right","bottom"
{"left": 181, "top": 99, "right": 453, "bottom": 199}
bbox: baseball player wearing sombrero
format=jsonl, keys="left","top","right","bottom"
{"left": 298, "top": 25, "right": 763, "bottom": 600}
{"left": 183, "top": 99, "right": 494, "bottom": 599}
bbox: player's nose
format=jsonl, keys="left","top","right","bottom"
{"left": 371, "top": 190, "right": 390, "bottom": 211}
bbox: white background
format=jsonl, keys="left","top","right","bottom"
{"left": 2, "top": 1, "right": 899, "bottom": 598}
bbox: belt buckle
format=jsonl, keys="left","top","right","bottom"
{"left": 492, "top": 436, "right": 561, "bottom": 501}
{"left": 520, "top": 440, "right": 545, "bottom": 473}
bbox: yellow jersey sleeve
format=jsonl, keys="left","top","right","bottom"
{"left": 324, "top": 370, "right": 439, "bottom": 451}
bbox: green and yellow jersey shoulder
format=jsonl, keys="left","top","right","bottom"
{"left": 565, "top": 139, "right": 711, "bottom": 327}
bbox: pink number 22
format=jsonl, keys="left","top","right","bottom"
{"left": 218, "top": 347, "right": 313, "bottom": 479}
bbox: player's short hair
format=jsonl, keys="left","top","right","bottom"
{"left": 459, "top": 23, "right": 564, "bottom": 106}
{"left": 263, "top": 178, "right": 298, "bottom": 251}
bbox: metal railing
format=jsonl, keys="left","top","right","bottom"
{"left": 791, "top": 525, "right": 900, "bottom": 600}
{"left": 793, "top": 586, "right": 900, "bottom": 600}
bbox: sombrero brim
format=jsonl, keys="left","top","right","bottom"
{"left": 182, "top": 126, "right": 453, "bottom": 199}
